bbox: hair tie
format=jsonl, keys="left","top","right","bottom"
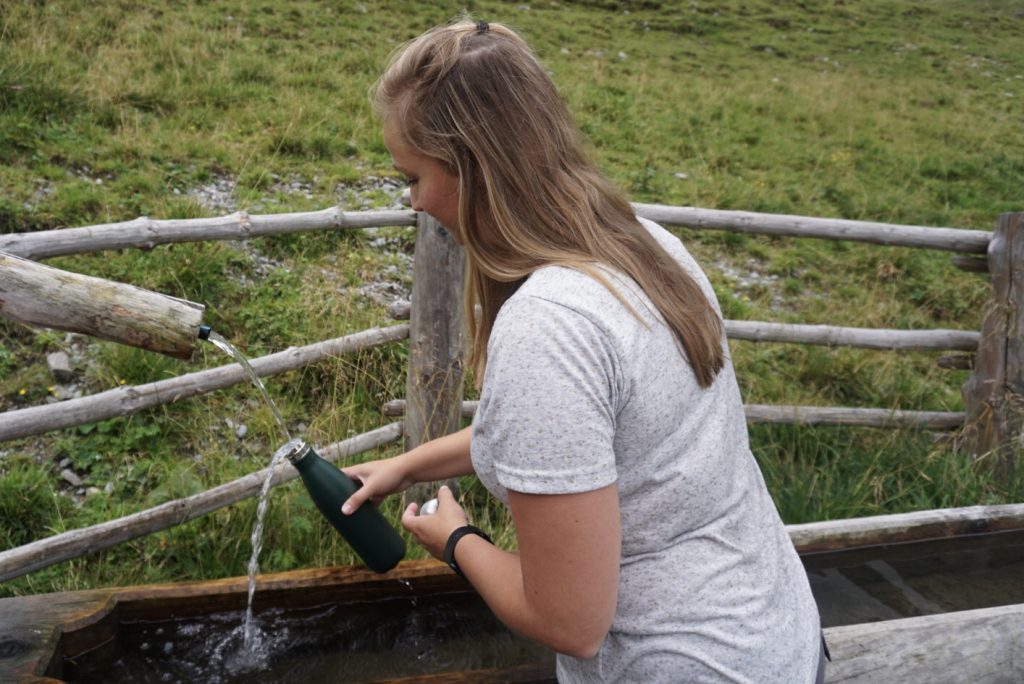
{"left": 475, "top": 20, "right": 489, "bottom": 34}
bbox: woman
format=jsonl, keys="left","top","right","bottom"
{"left": 342, "top": 18, "right": 823, "bottom": 683}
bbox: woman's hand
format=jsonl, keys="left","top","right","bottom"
{"left": 401, "top": 485, "right": 468, "bottom": 559}
{"left": 340, "top": 455, "right": 415, "bottom": 515}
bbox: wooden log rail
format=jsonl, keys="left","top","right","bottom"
{"left": 633, "top": 203, "right": 992, "bottom": 254}
{"left": 383, "top": 400, "right": 965, "bottom": 430}
{"left": 723, "top": 320, "right": 978, "bottom": 351}
{"left": 0, "top": 209, "right": 417, "bottom": 260}
{"left": 0, "top": 204, "right": 991, "bottom": 261}
{"left": 388, "top": 300, "right": 978, "bottom": 353}
{"left": 0, "top": 423, "right": 404, "bottom": 584}
{"left": 0, "top": 324, "right": 409, "bottom": 443}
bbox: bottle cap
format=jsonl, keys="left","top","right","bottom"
{"left": 282, "top": 439, "right": 310, "bottom": 465}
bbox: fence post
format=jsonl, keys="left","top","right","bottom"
{"left": 961, "top": 212, "right": 1024, "bottom": 483}
{"left": 404, "top": 211, "right": 466, "bottom": 458}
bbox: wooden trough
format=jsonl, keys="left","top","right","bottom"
{"left": 2, "top": 503, "right": 1023, "bottom": 683}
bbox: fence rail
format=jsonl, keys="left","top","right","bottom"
{"left": 0, "top": 324, "right": 408, "bottom": 442}
{"left": 382, "top": 400, "right": 966, "bottom": 431}
{"left": 0, "top": 203, "right": 992, "bottom": 261}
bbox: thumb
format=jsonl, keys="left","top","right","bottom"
{"left": 437, "top": 484, "right": 457, "bottom": 506}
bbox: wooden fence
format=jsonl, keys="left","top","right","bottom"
{"left": 0, "top": 200, "right": 1020, "bottom": 583}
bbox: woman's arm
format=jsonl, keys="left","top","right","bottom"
{"left": 341, "top": 426, "right": 474, "bottom": 513}
{"left": 403, "top": 482, "right": 621, "bottom": 658}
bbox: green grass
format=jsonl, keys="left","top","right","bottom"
{"left": 1, "top": 0, "right": 1023, "bottom": 596}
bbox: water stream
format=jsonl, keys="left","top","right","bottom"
{"left": 202, "top": 331, "right": 293, "bottom": 654}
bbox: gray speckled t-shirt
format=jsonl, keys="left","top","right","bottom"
{"left": 470, "top": 218, "right": 820, "bottom": 683}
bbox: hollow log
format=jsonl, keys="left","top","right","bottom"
{"left": 0, "top": 209, "right": 417, "bottom": 260}
{"left": 0, "top": 251, "right": 204, "bottom": 359}
{"left": 0, "top": 324, "right": 409, "bottom": 442}
{"left": 0, "top": 423, "right": 404, "bottom": 584}
{"left": 382, "top": 399, "right": 964, "bottom": 430}
{"left": 633, "top": 203, "right": 991, "bottom": 253}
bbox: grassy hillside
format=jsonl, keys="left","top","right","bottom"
{"left": 1, "top": 0, "right": 1022, "bottom": 595}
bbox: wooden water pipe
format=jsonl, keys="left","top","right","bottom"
{"left": 0, "top": 251, "right": 205, "bottom": 359}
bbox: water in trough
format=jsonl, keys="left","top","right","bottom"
{"left": 66, "top": 529, "right": 1024, "bottom": 682}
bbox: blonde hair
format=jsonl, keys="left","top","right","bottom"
{"left": 373, "top": 19, "right": 724, "bottom": 388}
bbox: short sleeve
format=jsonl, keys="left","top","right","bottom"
{"left": 472, "top": 294, "right": 621, "bottom": 495}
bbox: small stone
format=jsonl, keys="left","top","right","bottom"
{"left": 674, "top": 172, "right": 689, "bottom": 180}
{"left": 295, "top": 422, "right": 308, "bottom": 434}
{"left": 53, "top": 385, "right": 76, "bottom": 401}
{"left": 59, "top": 458, "right": 72, "bottom": 469}
{"left": 61, "top": 469, "right": 84, "bottom": 487}
{"left": 104, "top": 482, "right": 115, "bottom": 494}
{"left": 86, "top": 487, "right": 101, "bottom": 497}
{"left": 225, "top": 418, "right": 234, "bottom": 429}
{"left": 236, "top": 424, "right": 248, "bottom": 439}
{"left": 47, "top": 352, "right": 75, "bottom": 382}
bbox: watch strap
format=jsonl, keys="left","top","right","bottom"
{"left": 443, "top": 525, "right": 492, "bottom": 580}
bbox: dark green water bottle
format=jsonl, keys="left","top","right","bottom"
{"left": 285, "top": 440, "right": 406, "bottom": 573}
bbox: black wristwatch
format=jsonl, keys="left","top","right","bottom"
{"left": 443, "top": 525, "right": 493, "bottom": 580}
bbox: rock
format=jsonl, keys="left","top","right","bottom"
{"left": 59, "top": 457, "right": 72, "bottom": 469}
{"left": 61, "top": 469, "right": 84, "bottom": 487}
{"left": 104, "top": 481, "right": 115, "bottom": 494}
{"left": 47, "top": 351, "right": 75, "bottom": 382}
{"left": 53, "top": 385, "right": 77, "bottom": 401}
{"left": 86, "top": 487, "right": 101, "bottom": 497}
{"left": 236, "top": 424, "right": 248, "bottom": 439}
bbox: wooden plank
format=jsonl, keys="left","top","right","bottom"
{"left": 0, "top": 590, "right": 113, "bottom": 681}
{"left": 0, "top": 251, "right": 204, "bottom": 359}
{"left": 0, "top": 209, "right": 417, "bottom": 260}
{"left": 382, "top": 400, "right": 965, "bottom": 430}
{"left": 0, "top": 324, "right": 409, "bottom": 442}
{"left": 633, "top": 203, "right": 992, "bottom": 253}
{"left": 0, "top": 423, "right": 403, "bottom": 583}
{"left": 822, "top": 603, "right": 1024, "bottom": 683}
